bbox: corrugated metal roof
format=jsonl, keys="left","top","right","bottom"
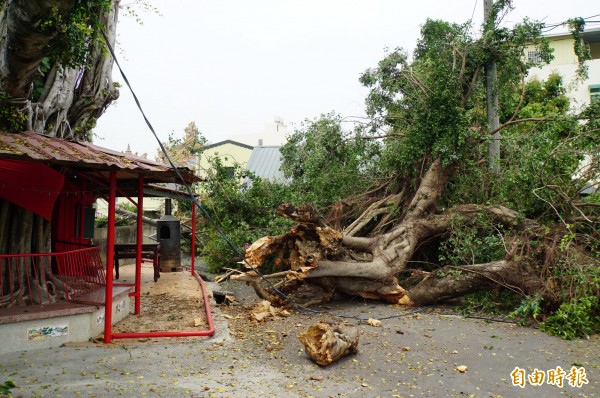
{"left": 245, "top": 146, "right": 286, "bottom": 182}
{"left": 0, "top": 131, "right": 200, "bottom": 184}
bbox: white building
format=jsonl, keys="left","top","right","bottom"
{"left": 526, "top": 27, "right": 600, "bottom": 194}
{"left": 227, "top": 117, "right": 290, "bottom": 147}
{"left": 526, "top": 27, "right": 600, "bottom": 110}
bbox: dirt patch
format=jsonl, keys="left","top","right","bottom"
{"left": 106, "top": 263, "right": 209, "bottom": 343}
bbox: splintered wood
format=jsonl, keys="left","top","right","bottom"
{"left": 250, "top": 300, "right": 290, "bottom": 322}
{"left": 297, "top": 321, "right": 359, "bottom": 366}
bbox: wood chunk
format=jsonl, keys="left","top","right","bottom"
{"left": 297, "top": 321, "right": 359, "bottom": 366}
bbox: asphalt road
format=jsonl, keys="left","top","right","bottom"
{"left": 1, "top": 290, "right": 598, "bottom": 398}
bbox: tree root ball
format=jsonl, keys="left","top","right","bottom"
{"left": 297, "top": 321, "right": 359, "bottom": 366}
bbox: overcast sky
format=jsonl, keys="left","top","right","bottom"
{"left": 93, "top": 0, "right": 597, "bottom": 158}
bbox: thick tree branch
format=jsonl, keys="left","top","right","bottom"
{"left": 404, "top": 158, "right": 453, "bottom": 221}
{"left": 489, "top": 117, "right": 551, "bottom": 136}
{"left": 341, "top": 236, "right": 374, "bottom": 252}
{"left": 115, "top": 207, "right": 157, "bottom": 227}
{"left": 400, "top": 259, "right": 537, "bottom": 306}
{"left": 306, "top": 258, "right": 393, "bottom": 280}
{"left": 462, "top": 65, "right": 481, "bottom": 104}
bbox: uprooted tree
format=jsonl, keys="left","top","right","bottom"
{"left": 230, "top": 5, "right": 599, "bottom": 338}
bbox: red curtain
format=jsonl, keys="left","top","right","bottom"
{"left": 0, "top": 160, "right": 64, "bottom": 221}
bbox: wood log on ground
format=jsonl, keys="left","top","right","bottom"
{"left": 297, "top": 321, "right": 359, "bottom": 366}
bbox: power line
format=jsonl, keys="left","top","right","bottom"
{"left": 97, "top": 26, "right": 377, "bottom": 320}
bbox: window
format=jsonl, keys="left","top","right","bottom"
{"left": 527, "top": 50, "right": 544, "bottom": 63}
{"left": 590, "top": 84, "right": 600, "bottom": 104}
{"left": 224, "top": 167, "right": 235, "bottom": 178}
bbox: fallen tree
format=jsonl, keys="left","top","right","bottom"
{"left": 233, "top": 168, "right": 546, "bottom": 307}
{"left": 233, "top": 174, "right": 596, "bottom": 322}
{"left": 225, "top": 10, "right": 599, "bottom": 339}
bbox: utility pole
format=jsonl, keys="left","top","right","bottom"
{"left": 484, "top": 0, "right": 500, "bottom": 173}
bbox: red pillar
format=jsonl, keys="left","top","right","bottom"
{"left": 79, "top": 183, "right": 85, "bottom": 246}
{"left": 104, "top": 169, "right": 116, "bottom": 343}
{"left": 191, "top": 202, "right": 196, "bottom": 276}
{"left": 135, "top": 175, "right": 144, "bottom": 314}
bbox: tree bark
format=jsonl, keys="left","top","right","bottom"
{"left": 0, "top": 0, "right": 76, "bottom": 99}
{"left": 399, "top": 260, "right": 535, "bottom": 306}
{"left": 66, "top": 0, "right": 120, "bottom": 139}
{"left": 298, "top": 321, "right": 359, "bottom": 366}
{"left": 0, "top": 0, "right": 121, "bottom": 139}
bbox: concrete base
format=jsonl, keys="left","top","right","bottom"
{"left": 0, "top": 287, "right": 131, "bottom": 355}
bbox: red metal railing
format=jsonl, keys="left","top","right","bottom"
{"left": 0, "top": 247, "right": 105, "bottom": 308}
{"left": 54, "top": 247, "right": 106, "bottom": 303}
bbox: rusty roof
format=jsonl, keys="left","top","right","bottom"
{"left": 0, "top": 131, "right": 201, "bottom": 185}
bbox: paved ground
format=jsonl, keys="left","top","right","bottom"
{"left": 1, "top": 273, "right": 598, "bottom": 397}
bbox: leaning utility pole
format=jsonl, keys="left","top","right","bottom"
{"left": 484, "top": 0, "right": 501, "bottom": 173}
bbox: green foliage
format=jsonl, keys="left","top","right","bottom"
{"left": 280, "top": 113, "right": 380, "bottom": 209}
{"left": 567, "top": 18, "right": 592, "bottom": 79}
{"left": 541, "top": 296, "right": 600, "bottom": 339}
{"left": 42, "top": 1, "right": 113, "bottom": 68}
{"left": 198, "top": 157, "right": 294, "bottom": 272}
{"left": 118, "top": 202, "right": 137, "bottom": 214}
{"left": 361, "top": 20, "right": 475, "bottom": 173}
{"left": 438, "top": 213, "right": 506, "bottom": 266}
{"left": 32, "top": 57, "right": 53, "bottom": 102}
{"left": 121, "top": 1, "right": 162, "bottom": 25}
{"left": 510, "top": 293, "right": 544, "bottom": 325}
{"left": 360, "top": 13, "right": 552, "bottom": 181}
{"left": 459, "top": 289, "right": 522, "bottom": 316}
{"left": 95, "top": 215, "right": 131, "bottom": 228}
{"left": 535, "top": 245, "right": 600, "bottom": 339}
{"left": 0, "top": 380, "right": 16, "bottom": 396}
{"left": 72, "top": 117, "right": 97, "bottom": 140}
{"left": 444, "top": 74, "right": 585, "bottom": 218}
{"left": 0, "top": 92, "right": 27, "bottom": 132}
{"left": 175, "top": 196, "right": 193, "bottom": 217}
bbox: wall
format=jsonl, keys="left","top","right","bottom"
{"left": 197, "top": 142, "right": 253, "bottom": 179}
{"left": 527, "top": 59, "right": 600, "bottom": 111}
{"left": 228, "top": 119, "right": 290, "bottom": 147}
{"left": 525, "top": 33, "right": 600, "bottom": 111}
{"left": 0, "top": 289, "right": 130, "bottom": 355}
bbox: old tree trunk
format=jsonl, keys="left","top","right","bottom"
{"left": 234, "top": 158, "right": 551, "bottom": 307}
{"left": 0, "top": 0, "right": 120, "bottom": 139}
{"left": 0, "top": 1, "right": 121, "bottom": 305}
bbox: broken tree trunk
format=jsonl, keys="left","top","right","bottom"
{"left": 233, "top": 158, "right": 544, "bottom": 307}
{"left": 298, "top": 321, "right": 359, "bottom": 366}
{"left": 116, "top": 207, "right": 158, "bottom": 227}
